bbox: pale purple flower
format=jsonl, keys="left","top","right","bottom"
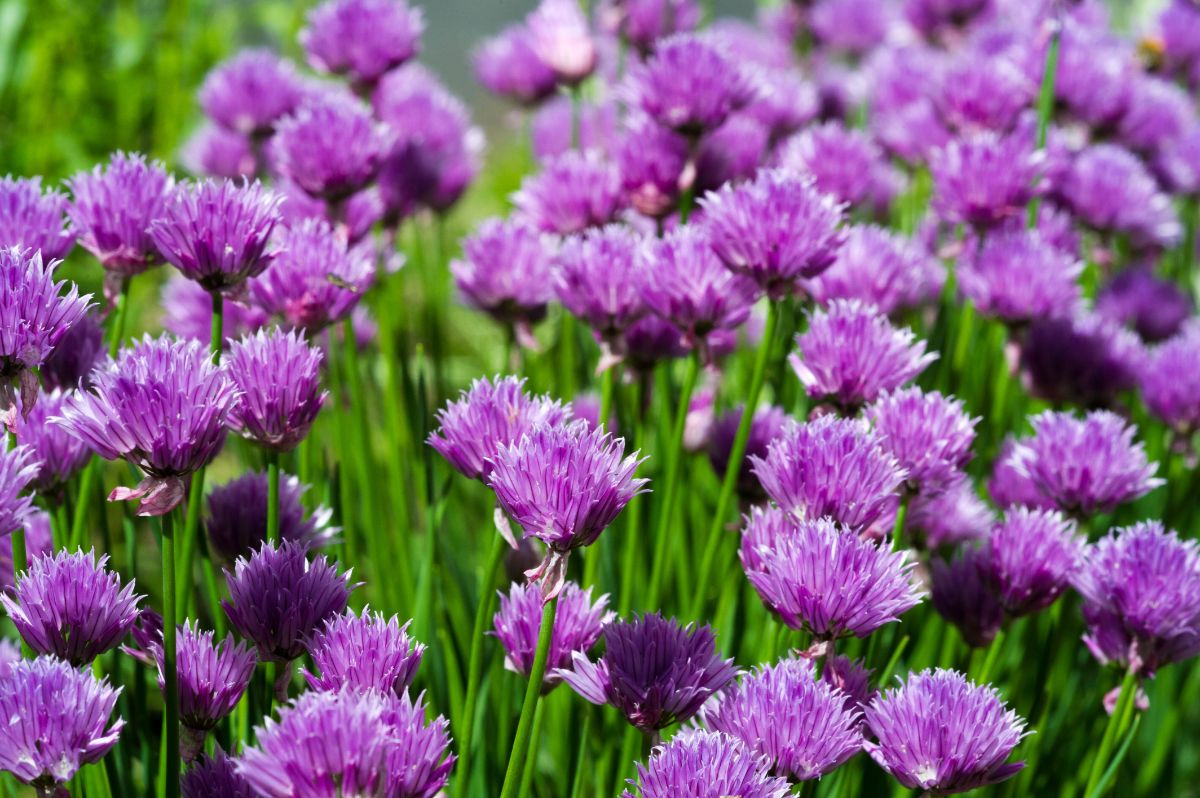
{"left": 930, "top": 131, "right": 1040, "bottom": 230}
{"left": 558, "top": 613, "right": 736, "bottom": 732}
{"left": 930, "top": 547, "right": 1004, "bottom": 648}
{"left": 182, "top": 124, "right": 258, "bottom": 180}
{"left": 806, "top": 224, "right": 944, "bottom": 315}
{"left": 936, "top": 53, "right": 1035, "bottom": 134}
{"left": 305, "top": 608, "right": 425, "bottom": 697}
{"left": 493, "top": 580, "right": 611, "bottom": 690}
{"left": 742, "top": 66, "right": 820, "bottom": 141}
{"left": 301, "top": 0, "right": 424, "bottom": 86}
{"left": 182, "top": 752, "right": 257, "bottom": 798}
{"left": 907, "top": 474, "right": 994, "bottom": 549}
{"left": 865, "top": 668, "right": 1027, "bottom": 794}
{"left": 1118, "top": 74, "right": 1194, "bottom": 155}
{"left": 615, "top": 116, "right": 689, "bottom": 219}
{"left": 957, "top": 229, "right": 1082, "bottom": 324}
{"left": 776, "top": 122, "right": 885, "bottom": 208}
{"left": 1142, "top": 321, "right": 1200, "bottom": 433}
{"left": 226, "top": 328, "right": 327, "bottom": 452}
{"left": 198, "top": 49, "right": 304, "bottom": 136}
{"left": 274, "top": 178, "right": 384, "bottom": 246}
{"left": 811, "top": 0, "right": 892, "bottom": 55}
{"left": 707, "top": 405, "right": 788, "bottom": 504}
{"left": 553, "top": 225, "right": 647, "bottom": 346}
{"left": 527, "top": 0, "right": 598, "bottom": 85}
{"left": 1154, "top": 125, "right": 1200, "bottom": 195}
{"left": 151, "top": 622, "right": 255, "bottom": 747}
{"left": 0, "top": 176, "right": 74, "bottom": 261}
{"left": 452, "top": 217, "right": 554, "bottom": 337}
{"left": 868, "top": 387, "right": 977, "bottom": 496}
{"left": 382, "top": 691, "right": 456, "bottom": 798}
{"left": 161, "top": 275, "right": 268, "bottom": 344}
{"left": 1020, "top": 312, "right": 1143, "bottom": 408}
{"left": 1054, "top": 24, "right": 1134, "bottom": 129}
{"left": 1096, "top": 267, "right": 1193, "bottom": 344}
{"left": 473, "top": 25, "right": 557, "bottom": 106}
{"left": 622, "top": 731, "right": 790, "bottom": 798}
{"left": 984, "top": 507, "right": 1083, "bottom": 617}
{"left": 13, "top": 389, "right": 90, "bottom": 499}
{"left": 206, "top": 471, "right": 336, "bottom": 565}
{"left": 512, "top": 150, "right": 623, "bottom": 235}
{"left": 271, "top": 90, "right": 389, "bottom": 202}
{"left": 1059, "top": 143, "right": 1181, "bottom": 251}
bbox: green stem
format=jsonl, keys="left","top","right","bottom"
{"left": 570, "top": 84, "right": 582, "bottom": 151}
{"left": 498, "top": 596, "right": 559, "bottom": 798}
{"left": 1083, "top": 668, "right": 1139, "bottom": 797}
{"left": 690, "top": 302, "right": 779, "bottom": 619}
{"left": 975, "top": 626, "right": 1006, "bottom": 685}
{"left": 1026, "top": 24, "right": 1061, "bottom": 228}
{"left": 891, "top": 494, "right": 911, "bottom": 551}
{"left": 568, "top": 713, "right": 591, "bottom": 798}
{"left": 11, "top": 530, "right": 29, "bottom": 657}
{"left": 518, "top": 700, "right": 546, "bottom": 797}
{"left": 209, "top": 291, "right": 223, "bottom": 362}
{"left": 266, "top": 451, "right": 280, "bottom": 544}
{"left": 174, "top": 471, "right": 205, "bottom": 615}
{"left": 52, "top": 503, "right": 67, "bottom": 552}
{"left": 161, "top": 511, "right": 180, "bottom": 798}
{"left": 678, "top": 183, "right": 696, "bottom": 225}
{"left": 598, "top": 365, "right": 615, "bottom": 432}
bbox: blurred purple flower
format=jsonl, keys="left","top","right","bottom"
{"left": 984, "top": 507, "right": 1082, "bottom": 617}
{"left": 300, "top": 0, "right": 423, "bottom": 87}
{"left": 811, "top": 0, "right": 892, "bottom": 55}
{"left": 198, "top": 49, "right": 304, "bottom": 137}
{"left": 1020, "top": 312, "right": 1143, "bottom": 408}
{"left": 554, "top": 225, "right": 647, "bottom": 351}
{"left": 206, "top": 471, "right": 336, "bottom": 565}
{"left": 622, "top": 730, "right": 790, "bottom": 798}
{"left": 161, "top": 275, "right": 268, "bottom": 344}
{"left": 707, "top": 405, "right": 788, "bottom": 505}
{"left": 41, "top": 312, "right": 104, "bottom": 392}
{"left": 615, "top": 115, "right": 689, "bottom": 219}
{"left": 1154, "top": 126, "right": 1200, "bottom": 195}
{"left": 493, "top": 580, "right": 611, "bottom": 690}
{"left": 1118, "top": 73, "right": 1193, "bottom": 156}
{"left": 599, "top": 0, "right": 699, "bottom": 52}
{"left": 473, "top": 25, "right": 557, "bottom": 106}
{"left": 806, "top": 224, "right": 943, "bottom": 315}
{"left": 988, "top": 437, "right": 1054, "bottom": 511}
{"left": 1096, "top": 267, "right": 1192, "bottom": 343}
{"left": 532, "top": 97, "right": 618, "bottom": 163}
{"left": 0, "top": 177, "right": 74, "bottom": 261}
{"left": 958, "top": 229, "right": 1082, "bottom": 325}
{"left": 903, "top": 0, "right": 992, "bottom": 37}
{"left": 512, "top": 150, "right": 623, "bottom": 235}
{"left": 305, "top": 608, "right": 425, "bottom": 697}
{"left": 1059, "top": 143, "right": 1180, "bottom": 251}
{"left": 906, "top": 474, "right": 994, "bottom": 549}
{"left": 452, "top": 218, "right": 554, "bottom": 340}
{"left": 776, "top": 122, "right": 885, "bottom": 208}
{"left": 182, "top": 751, "right": 257, "bottom": 798}
{"left": 527, "top": 0, "right": 598, "bottom": 85}
{"left": 1142, "top": 321, "right": 1200, "bottom": 433}
{"left": 0, "top": 512, "right": 51, "bottom": 591}
{"left": 935, "top": 53, "right": 1034, "bottom": 134}
{"left": 930, "top": 131, "right": 1040, "bottom": 230}
{"left": 182, "top": 124, "right": 258, "bottom": 180}
{"left": 1054, "top": 23, "right": 1133, "bottom": 129}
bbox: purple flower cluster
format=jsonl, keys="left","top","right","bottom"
{"left": 623, "top": 730, "right": 790, "bottom": 798}
{"left": 868, "top": 387, "right": 977, "bottom": 496}
{"left": 226, "top": 328, "right": 327, "bottom": 452}
{"left": 493, "top": 580, "right": 611, "bottom": 689}
{"left": 305, "top": 608, "right": 425, "bottom": 697}
{"left": 300, "top": 0, "right": 424, "bottom": 87}
{"left": 0, "top": 176, "right": 74, "bottom": 261}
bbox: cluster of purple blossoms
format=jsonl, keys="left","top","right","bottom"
{"left": 533, "top": 97, "right": 619, "bottom": 163}
{"left": 473, "top": 25, "right": 557, "bottom": 107}
{"left": 198, "top": 49, "right": 303, "bottom": 138}
{"left": 452, "top": 218, "right": 554, "bottom": 345}
{"left": 305, "top": 608, "right": 425, "bottom": 697}
{"left": 206, "top": 471, "right": 336, "bottom": 564}
{"left": 983, "top": 507, "right": 1083, "bottom": 617}
{"left": 930, "top": 131, "right": 1040, "bottom": 230}
{"left": 1142, "top": 321, "right": 1200, "bottom": 433}
{"left": 300, "top": 0, "right": 423, "bottom": 89}
{"left": 512, "top": 150, "right": 623, "bottom": 235}
{"left": 226, "top": 328, "right": 327, "bottom": 452}
{"left": 623, "top": 730, "right": 790, "bottom": 798}
{"left": 776, "top": 122, "right": 887, "bottom": 208}
{"left": 13, "top": 389, "right": 91, "bottom": 501}
{"left": 554, "top": 225, "right": 647, "bottom": 358}
{"left": 958, "top": 229, "right": 1083, "bottom": 325}
{"left": 868, "top": 387, "right": 977, "bottom": 497}
{"left": 0, "top": 176, "right": 74, "bottom": 261}
{"left": 935, "top": 52, "right": 1034, "bottom": 134}
{"left": 493, "top": 580, "right": 611, "bottom": 690}
{"left": 805, "top": 224, "right": 944, "bottom": 315}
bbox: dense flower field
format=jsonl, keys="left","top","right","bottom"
{"left": 1, "top": 0, "right": 1199, "bottom": 796}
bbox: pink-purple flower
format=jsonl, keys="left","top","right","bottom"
{"left": 493, "top": 580, "right": 611, "bottom": 690}
{"left": 226, "top": 328, "right": 327, "bottom": 452}
{"left": 0, "top": 176, "right": 74, "bottom": 261}
{"left": 304, "top": 608, "right": 426, "bottom": 698}
{"left": 300, "top": 0, "right": 424, "bottom": 87}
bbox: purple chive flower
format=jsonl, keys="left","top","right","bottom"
{"left": 903, "top": 0, "right": 991, "bottom": 35}
{"left": 623, "top": 730, "right": 790, "bottom": 798}
{"left": 300, "top": 0, "right": 424, "bottom": 87}
{"left": 1154, "top": 126, "right": 1200, "bottom": 195}
{"left": 699, "top": 657, "right": 863, "bottom": 780}
{"left": 250, "top": 219, "right": 374, "bottom": 333}
{"left": 381, "top": 691, "right": 456, "bottom": 798}
{"left": 51, "top": 335, "right": 238, "bottom": 516}
{"left": 199, "top": 49, "right": 304, "bottom": 136}
{"left": 752, "top": 416, "right": 906, "bottom": 531}
{"left": 868, "top": 387, "right": 977, "bottom": 496}
{"left": 531, "top": 97, "right": 618, "bottom": 163}
{"left": 1, "top": 548, "right": 141, "bottom": 666}
{"left": 489, "top": 420, "right": 647, "bottom": 598}
{"left": 149, "top": 179, "right": 282, "bottom": 294}
{"left": 271, "top": 91, "right": 389, "bottom": 203}
{"left": 473, "top": 25, "right": 558, "bottom": 106}
{"left": 806, "top": 224, "right": 943, "bottom": 315}
{"left": 558, "top": 613, "right": 736, "bottom": 732}
{"left": 1054, "top": 24, "right": 1133, "bottom": 129}
{"left": 512, "top": 150, "right": 623, "bottom": 235}
{"left": 741, "top": 509, "right": 924, "bottom": 639}
{"left": 1118, "top": 74, "right": 1193, "bottom": 155}
{"left": 935, "top": 53, "right": 1034, "bottom": 134}
{"left": 930, "top": 131, "right": 1040, "bottom": 230}
{"left": 823, "top": 654, "right": 876, "bottom": 714}
{"left": 13, "top": 389, "right": 90, "bottom": 500}
{"left": 700, "top": 169, "right": 846, "bottom": 297}
{"left": 906, "top": 474, "right": 994, "bottom": 549}
{"left": 988, "top": 438, "right": 1054, "bottom": 511}
{"left": 0, "top": 439, "right": 40, "bottom": 535}
{"left": 0, "top": 656, "right": 123, "bottom": 793}
{"left": 742, "top": 66, "right": 820, "bottom": 142}
{"left": 226, "top": 328, "right": 327, "bottom": 452}
{"left": 305, "top": 608, "right": 425, "bottom": 697}
{"left": 182, "top": 124, "right": 258, "bottom": 180}
{"left": 161, "top": 275, "right": 268, "bottom": 344}
{"left": 865, "top": 668, "right": 1027, "bottom": 794}
{"left": 693, "top": 116, "right": 771, "bottom": 195}
{"left": 452, "top": 217, "right": 554, "bottom": 341}
{"left": 810, "top": 0, "right": 891, "bottom": 54}
{"left": 493, "top": 580, "right": 611, "bottom": 690}
{"left": 707, "top": 405, "right": 788, "bottom": 505}
{"left": 206, "top": 471, "right": 335, "bottom": 565}
{"left": 427, "top": 375, "right": 571, "bottom": 483}
{"left": 1073, "top": 522, "right": 1200, "bottom": 677}
{"left": 0, "top": 247, "right": 92, "bottom": 420}
{"left": 1010, "top": 410, "right": 1162, "bottom": 517}
{"left": 776, "top": 122, "right": 885, "bottom": 208}
{"left": 930, "top": 547, "right": 1004, "bottom": 648}
{"left": 1142, "top": 322, "right": 1200, "bottom": 433}
{"left": 67, "top": 152, "right": 174, "bottom": 290}
{"left": 0, "top": 512, "right": 52, "bottom": 592}
{"left": 223, "top": 540, "right": 355, "bottom": 664}
{"left": 275, "top": 179, "right": 384, "bottom": 247}
{"left": 554, "top": 225, "right": 647, "bottom": 351}
{"left": 182, "top": 751, "right": 257, "bottom": 798}
{"left": 615, "top": 116, "right": 689, "bottom": 220}
{"left": 637, "top": 226, "right": 760, "bottom": 357}
{"left": 957, "top": 229, "right": 1082, "bottom": 324}
{"left": 622, "top": 315, "right": 690, "bottom": 372}
{"left": 984, "top": 508, "right": 1083, "bottom": 617}
{"left": 0, "top": 176, "right": 74, "bottom": 261}
{"left": 527, "top": 0, "right": 597, "bottom": 85}
{"left": 622, "top": 34, "right": 755, "bottom": 138}
{"left": 1096, "top": 267, "right": 1193, "bottom": 344}
{"left": 601, "top": 0, "right": 699, "bottom": 52}
{"left": 1020, "top": 312, "right": 1143, "bottom": 408}
{"left": 42, "top": 312, "right": 104, "bottom": 392}
{"left": 1059, "top": 143, "right": 1180, "bottom": 251}
{"left": 790, "top": 300, "right": 936, "bottom": 412}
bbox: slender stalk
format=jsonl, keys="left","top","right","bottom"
{"left": 174, "top": 472, "right": 205, "bottom": 614}
{"left": 690, "top": 302, "right": 779, "bottom": 618}
{"left": 890, "top": 494, "right": 911, "bottom": 551}
{"left": 598, "top": 364, "right": 616, "bottom": 432}
{"left": 568, "top": 713, "right": 591, "bottom": 798}
{"left": 11, "top": 530, "right": 28, "bottom": 657}
{"left": 453, "top": 532, "right": 507, "bottom": 798}
{"left": 209, "top": 291, "right": 223, "bottom": 363}
{"left": 266, "top": 450, "right": 280, "bottom": 544}
{"left": 52, "top": 503, "right": 67, "bottom": 551}
{"left": 498, "top": 596, "right": 559, "bottom": 798}
{"left": 518, "top": 700, "right": 546, "bottom": 797}
{"left": 161, "top": 511, "right": 180, "bottom": 798}
{"left": 1026, "top": 23, "right": 1061, "bottom": 228}
{"left": 975, "top": 627, "right": 1006, "bottom": 685}
{"left": 570, "top": 84, "right": 582, "bottom": 150}
{"left": 1083, "top": 668, "right": 1139, "bottom": 797}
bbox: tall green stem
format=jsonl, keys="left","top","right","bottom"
{"left": 266, "top": 451, "right": 280, "bottom": 544}
{"left": 891, "top": 494, "right": 911, "bottom": 551}
{"left": 1083, "top": 669, "right": 1140, "bottom": 797}
{"left": 161, "top": 511, "right": 180, "bottom": 798}
{"left": 1027, "top": 24, "right": 1061, "bottom": 228}
{"left": 11, "top": 530, "right": 28, "bottom": 657}
{"left": 498, "top": 596, "right": 559, "bottom": 798}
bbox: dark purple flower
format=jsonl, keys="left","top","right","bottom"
{"left": 554, "top": 224, "right": 647, "bottom": 352}
{"left": 558, "top": 613, "right": 736, "bottom": 732}
{"left": 615, "top": 115, "right": 689, "bottom": 219}
{"left": 1096, "top": 267, "right": 1193, "bottom": 344}
{"left": 0, "top": 656, "right": 123, "bottom": 792}
{"left": 865, "top": 668, "right": 1027, "bottom": 794}
{"left": 1, "top": 548, "right": 141, "bottom": 665}
{"left": 741, "top": 509, "right": 924, "bottom": 639}
{"left": 305, "top": 608, "right": 425, "bottom": 697}
{"left": 161, "top": 275, "right": 269, "bottom": 344}
{"left": 381, "top": 691, "right": 456, "bottom": 798}
{"left": 1010, "top": 410, "right": 1162, "bottom": 517}
{"left": 806, "top": 224, "right": 943, "bottom": 315}
{"left": 776, "top": 122, "right": 885, "bottom": 208}
{"left": 512, "top": 150, "right": 623, "bottom": 235}
{"left": 41, "top": 312, "right": 104, "bottom": 392}
{"left": 935, "top": 53, "right": 1034, "bottom": 134}
{"left": 226, "top": 328, "right": 327, "bottom": 452}
{"left": 149, "top": 179, "right": 282, "bottom": 294}
{"left": 452, "top": 218, "right": 554, "bottom": 339}
{"left": 198, "top": 49, "right": 304, "bottom": 137}
{"left": 984, "top": 507, "right": 1082, "bottom": 617}
{"left": 1073, "top": 522, "right": 1200, "bottom": 677}
{"left": 707, "top": 405, "right": 787, "bottom": 504}
{"left": 790, "top": 300, "right": 936, "bottom": 412}
{"left": 931, "top": 547, "right": 1004, "bottom": 648}
{"left": 301, "top": 0, "right": 424, "bottom": 86}
{"left": 493, "top": 580, "right": 611, "bottom": 690}
{"left": 527, "top": 0, "right": 597, "bottom": 85}
{"left": 13, "top": 389, "right": 91, "bottom": 499}
{"left": 428, "top": 375, "right": 571, "bottom": 482}
{"left": 473, "top": 25, "right": 557, "bottom": 106}
{"left": 182, "top": 124, "right": 258, "bottom": 180}
{"left": 622, "top": 730, "right": 790, "bottom": 798}
{"left": 903, "top": 0, "right": 991, "bottom": 36}
{"left": 0, "top": 512, "right": 51, "bottom": 592}
{"left": 0, "top": 176, "right": 74, "bottom": 261}
{"left": 1142, "top": 322, "right": 1200, "bottom": 433}
{"left": 822, "top": 654, "right": 877, "bottom": 714}
{"left": 1020, "top": 312, "right": 1143, "bottom": 408}
{"left": 223, "top": 540, "right": 355, "bottom": 664}
{"left": 906, "top": 474, "right": 994, "bottom": 549}
{"left": 599, "top": 0, "right": 699, "bottom": 52}
{"left": 811, "top": 0, "right": 891, "bottom": 54}
{"left": 622, "top": 315, "right": 690, "bottom": 372}
{"left": 182, "top": 751, "right": 257, "bottom": 798}
{"left": 206, "top": 471, "right": 336, "bottom": 565}
{"left": 869, "top": 387, "right": 977, "bottom": 496}
{"left": 51, "top": 334, "right": 238, "bottom": 516}
{"left": 693, "top": 116, "right": 771, "bottom": 195}
{"left": 930, "top": 131, "right": 1040, "bottom": 230}
{"left": 1059, "top": 143, "right": 1180, "bottom": 251}
{"left": 699, "top": 657, "right": 863, "bottom": 780}
{"left": 957, "top": 228, "right": 1082, "bottom": 324}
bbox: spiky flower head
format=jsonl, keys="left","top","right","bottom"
{"left": 0, "top": 176, "right": 74, "bottom": 261}
{"left": 622, "top": 34, "right": 755, "bottom": 137}
{"left": 930, "top": 547, "right": 1004, "bottom": 649}
{"left": 707, "top": 404, "right": 788, "bottom": 505}
{"left": 558, "top": 613, "right": 737, "bottom": 732}
{"left": 151, "top": 622, "right": 255, "bottom": 745}
{"left": 12, "top": 389, "right": 87, "bottom": 500}
{"left": 206, "top": 471, "right": 335, "bottom": 565}
{"left": 1059, "top": 143, "right": 1181, "bottom": 251}
{"left": 741, "top": 509, "right": 924, "bottom": 639}
{"left": 958, "top": 229, "right": 1083, "bottom": 324}
{"left": 935, "top": 53, "right": 1035, "bottom": 135}
{"left": 493, "top": 580, "right": 611, "bottom": 691}
{"left": 512, "top": 150, "right": 623, "bottom": 235}
{"left": 198, "top": 49, "right": 304, "bottom": 136}
{"left": 0, "top": 512, "right": 51, "bottom": 592}
{"left": 41, "top": 312, "right": 104, "bottom": 393}
{"left": 182, "top": 751, "right": 257, "bottom": 798}
{"left": 806, "top": 224, "right": 943, "bottom": 315}
{"left": 0, "top": 548, "right": 140, "bottom": 666}
{"left": 1020, "top": 312, "right": 1143, "bottom": 408}
{"left": 0, "top": 656, "right": 123, "bottom": 792}
{"left": 790, "top": 300, "right": 936, "bottom": 413}
{"left": 473, "top": 25, "right": 558, "bottom": 107}
{"left": 1073, "top": 522, "right": 1200, "bottom": 677}
{"left": 149, "top": 179, "right": 282, "bottom": 294}
{"left": 51, "top": 334, "right": 238, "bottom": 516}
{"left": 0, "top": 247, "right": 92, "bottom": 419}
{"left": 381, "top": 691, "right": 456, "bottom": 798}
{"left": 1010, "top": 410, "right": 1162, "bottom": 517}
{"left": 622, "top": 730, "right": 790, "bottom": 798}
{"left": 868, "top": 387, "right": 977, "bottom": 496}
{"left": 301, "top": 0, "right": 424, "bottom": 86}
{"left": 1097, "top": 267, "right": 1192, "bottom": 344}
{"left": 527, "top": 0, "right": 597, "bottom": 85}
{"left": 226, "top": 328, "right": 327, "bottom": 453}
{"left": 489, "top": 420, "right": 647, "bottom": 599}
{"left": 305, "top": 608, "right": 426, "bottom": 698}
{"left": 161, "top": 275, "right": 268, "bottom": 345}
{"left": 865, "top": 668, "right": 1027, "bottom": 795}
{"left": 614, "top": 115, "right": 689, "bottom": 219}
{"left": 751, "top": 416, "right": 906, "bottom": 531}
{"left": 699, "top": 657, "right": 863, "bottom": 780}
{"left": 1142, "top": 322, "right": 1200, "bottom": 433}
{"left": 983, "top": 507, "right": 1083, "bottom": 617}
{"left": 700, "top": 169, "right": 845, "bottom": 297}
{"left": 776, "top": 122, "right": 885, "bottom": 208}
{"left": 222, "top": 540, "right": 356, "bottom": 664}
{"left": 452, "top": 217, "right": 554, "bottom": 339}
{"left": 822, "top": 654, "right": 876, "bottom": 715}
{"left": 930, "top": 131, "right": 1040, "bottom": 230}
{"left": 554, "top": 225, "right": 647, "bottom": 347}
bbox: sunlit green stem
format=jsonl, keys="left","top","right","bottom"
{"left": 498, "top": 596, "right": 559, "bottom": 798}
{"left": 266, "top": 450, "right": 280, "bottom": 544}
{"left": 161, "top": 510, "right": 180, "bottom": 798}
